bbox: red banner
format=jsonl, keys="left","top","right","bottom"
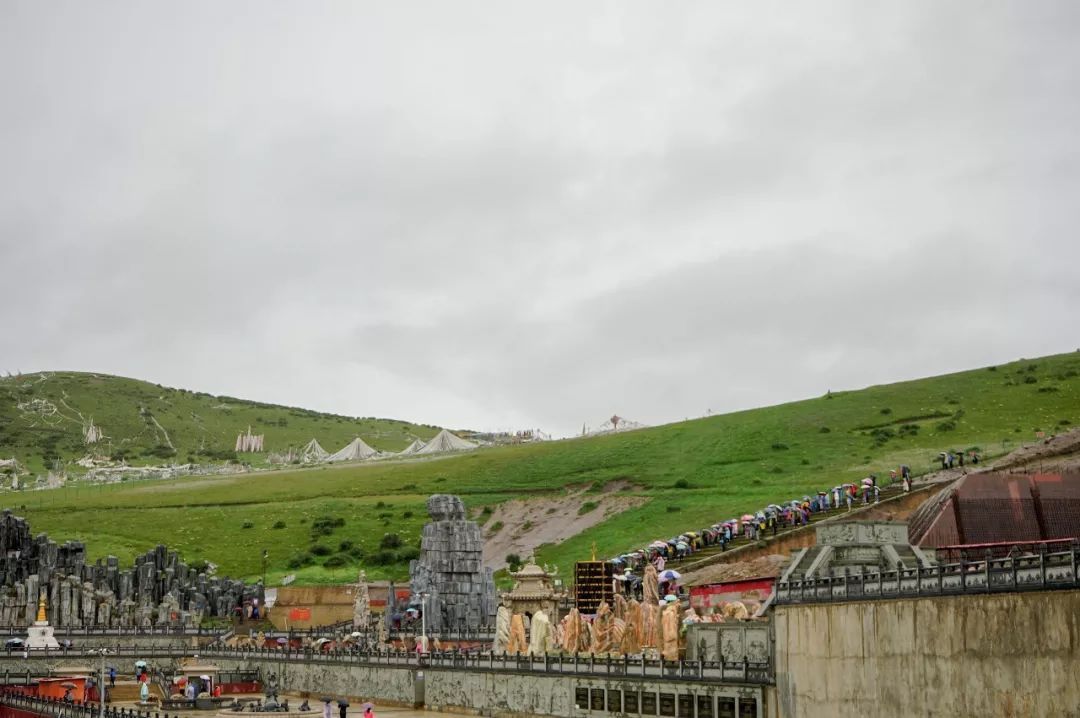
{"left": 288, "top": 607, "right": 312, "bottom": 621}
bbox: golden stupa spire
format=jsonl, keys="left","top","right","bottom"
{"left": 36, "top": 593, "right": 47, "bottom": 623}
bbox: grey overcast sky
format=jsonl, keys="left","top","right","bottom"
{"left": 2, "top": 2, "right": 1078, "bottom": 437}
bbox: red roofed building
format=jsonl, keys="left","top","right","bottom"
{"left": 908, "top": 471, "right": 1080, "bottom": 548}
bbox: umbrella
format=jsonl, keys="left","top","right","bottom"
{"left": 276, "top": 637, "right": 288, "bottom": 644}
{"left": 659, "top": 569, "right": 681, "bottom": 581}
{"left": 321, "top": 697, "right": 334, "bottom": 703}
{"left": 350, "top": 632, "right": 364, "bottom": 638}
{"left": 60, "top": 682, "right": 77, "bottom": 689}
{"left": 663, "top": 594, "right": 678, "bottom": 602}
{"left": 337, "top": 700, "right": 350, "bottom": 707}
{"left": 135, "top": 660, "right": 147, "bottom": 667}
{"left": 360, "top": 703, "right": 374, "bottom": 712}
{"left": 741, "top": 514, "right": 754, "bottom": 521}
{"left": 861, "top": 478, "right": 873, "bottom": 486}
{"left": 612, "top": 574, "right": 628, "bottom": 582}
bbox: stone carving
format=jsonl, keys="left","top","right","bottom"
{"left": 620, "top": 600, "right": 642, "bottom": 654}
{"left": 661, "top": 602, "right": 679, "bottom": 661}
{"left": 506, "top": 613, "right": 527, "bottom": 655}
{"left": 817, "top": 521, "right": 908, "bottom": 546}
{"left": 0, "top": 510, "right": 261, "bottom": 627}
{"left": 493, "top": 605, "right": 511, "bottom": 653}
{"left": 408, "top": 495, "right": 496, "bottom": 631}
{"left": 643, "top": 564, "right": 659, "bottom": 606}
{"left": 352, "top": 571, "right": 370, "bottom": 630}
{"left": 526, "top": 610, "right": 553, "bottom": 656}
{"left": 590, "top": 601, "right": 613, "bottom": 654}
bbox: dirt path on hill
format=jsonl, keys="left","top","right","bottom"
{"left": 480, "top": 481, "right": 647, "bottom": 571}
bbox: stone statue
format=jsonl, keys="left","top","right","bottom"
{"left": 611, "top": 617, "right": 626, "bottom": 649}
{"left": 506, "top": 613, "right": 527, "bottom": 655}
{"left": 620, "top": 599, "right": 642, "bottom": 654}
{"left": 643, "top": 602, "right": 659, "bottom": 648}
{"left": 493, "top": 605, "right": 511, "bottom": 653}
{"left": 661, "top": 603, "right": 679, "bottom": 661}
{"left": 643, "top": 564, "right": 659, "bottom": 606}
{"left": 352, "top": 571, "right": 370, "bottom": 630}
{"left": 590, "top": 602, "right": 613, "bottom": 654}
{"left": 527, "top": 610, "right": 553, "bottom": 656}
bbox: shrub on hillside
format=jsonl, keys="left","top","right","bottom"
{"left": 506, "top": 554, "right": 522, "bottom": 571}
{"left": 287, "top": 552, "right": 314, "bottom": 569}
{"left": 578, "top": 501, "right": 599, "bottom": 515}
{"left": 673, "top": 479, "right": 690, "bottom": 489}
{"left": 380, "top": 533, "right": 402, "bottom": 549}
{"left": 771, "top": 442, "right": 789, "bottom": 450}
{"left": 241, "top": 521, "right": 254, "bottom": 529}
{"left": 272, "top": 520, "right": 286, "bottom": 529}
{"left": 311, "top": 544, "right": 332, "bottom": 557}
{"left": 397, "top": 546, "right": 420, "bottom": 562}
{"left": 323, "top": 554, "right": 348, "bottom": 568}
{"left": 339, "top": 540, "right": 354, "bottom": 552}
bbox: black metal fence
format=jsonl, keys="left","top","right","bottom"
{"left": 775, "top": 543, "right": 1080, "bottom": 605}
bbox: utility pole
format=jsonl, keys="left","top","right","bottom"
{"left": 90, "top": 647, "right": 110, "bottom": 718}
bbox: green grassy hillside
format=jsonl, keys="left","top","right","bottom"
{"left": 0, "top": 372, "right": 441, "bottom": 474}
{"left": 3, "top": 352, "right": 1079, "bottom": 585}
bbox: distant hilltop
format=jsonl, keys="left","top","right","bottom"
{"left": 0, "top": 371, "right": 442, "bottom": 477}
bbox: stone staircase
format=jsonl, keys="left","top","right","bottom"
{"left": 107, "top": 680, "right": 165, "bottom": 704}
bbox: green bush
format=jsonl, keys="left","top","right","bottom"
{"left": 241, "top": 521, "right": 254, "bottom": 529}
{"left": 488, "top": 521, "right": 504, "bottom": 534}
{"left": 311, "top": 544, "right": 332, "bottom": 557}
{"left": 397, "top": 546, "right": 420, "bottom": 562}
{"left": 287, "top": 552, "right": 314, "bottom": 569}
{"left": 506, "top": 553, "right": 522, "bottom": 570}
{"left": 771, "top": 442, "right": 789, "bottom": 450}
{"left": 369, "top": 549, "right": 397, "bottom": 565}
{"left": 880, "top": 408, "right": 892, "bottom": 415}
{"left": 673, "top": 478, "right": 690, "bottom": 489}
{"left": 578, "top": 501, "right": 599, "bottom": 515}
{"left": 323, "top": 554, "right": 348, "bottom": 568}
{"left": 272, "top": 520, "right": 286, "bottom": 529}
{"left": 379, "top": 533, "right": 402, "bottom": 549}
{"left": 666, "top": 505, "right": 681, "bottom": 513}
{"left": 339, "top": 540, "right": 354, "bottom": 552}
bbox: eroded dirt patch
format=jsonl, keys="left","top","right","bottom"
{"left": 480, "top": 482, "right": 647, "bottom": 571}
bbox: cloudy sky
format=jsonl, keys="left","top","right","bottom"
{"left": 2, "top": 2, "right": 1078, "bottom": 436}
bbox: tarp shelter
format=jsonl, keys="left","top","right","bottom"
{"left": 414, "top": 429, "right": 478, "bottom": 455}
{"left": 397, "top": 439, "right": 426, "bottom": 456}
{"left": 301, "top": 438, "right": 329, "bottom": 463}
{"left": 327, "top": 438, "right": 378, "bottom": 462}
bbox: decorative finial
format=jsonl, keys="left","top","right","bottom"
{"left": 591, "top": 542, "right": 597, "bottom": 562}
{"left": 36, "top": 593, "right": 47, "bottom": 623}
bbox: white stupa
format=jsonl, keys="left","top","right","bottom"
{"left": 26, "top": 593, "right": 60, "bottom": 649}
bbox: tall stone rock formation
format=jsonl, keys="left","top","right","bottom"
{"left": 0, "top": 509, "right": 261, "bottom": 627}
{"left": 409, "top": 495, "right": 496, "bottom": 632}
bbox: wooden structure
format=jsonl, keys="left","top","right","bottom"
{"left": 573, "top": 560, "right": 613, "bottom": 614}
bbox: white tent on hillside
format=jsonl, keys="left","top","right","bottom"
{"left": 301, "top": 438, "right": 329, "bottom": 463}
{"left": 327, "top": 437, "right": 378, "bottom": 462}
{"left": 397, "top": 439, "right": 426, "bottom": 456}
{"left": 414, "top": 430, "right": 478, "bottom": 455}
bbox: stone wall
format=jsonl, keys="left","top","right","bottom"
{"left": 773, "top": 589, "right": 1080, "bottom": 718}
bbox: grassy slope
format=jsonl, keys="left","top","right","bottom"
{"left": 4, "top": 352, "right": 1079, "bottom": 584}
{"left": 0, "top": 372, "right": 441, "bottom": 473}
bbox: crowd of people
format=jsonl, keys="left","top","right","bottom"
{"left": 608, "top": 463, "right": 921, "bottom": 577}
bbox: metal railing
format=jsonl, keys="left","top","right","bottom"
{"left": 0, "top": 626, "right": 226, "bottom": 638}
{"left": 775, "top": 543, "right": 1080, "bottom": 605}
{"left": 0, "top": 688, "right": 181, "bottom": 718}
{"left": 0, "top": 645, "right": 771, "bottom": 685}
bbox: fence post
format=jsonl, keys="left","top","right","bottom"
{"left": 984, "top": 550, "right": 992, "bottom": 593}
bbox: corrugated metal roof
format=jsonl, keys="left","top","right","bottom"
{"left": 909, "top": 471, "right": 1080, "bottom": 547}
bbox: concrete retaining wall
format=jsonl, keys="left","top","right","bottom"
{"left": 773, "top": 589, "right": 1080, "bottom": 718}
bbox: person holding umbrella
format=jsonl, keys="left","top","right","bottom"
{"left": 338, "top": 699, "right": 349, "bottom": 718}
{"left": 361, "top": 703, "right": 375, "bottom": 718}
{"left": 321, "top": 698, "right": 333, "bottom": 718}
